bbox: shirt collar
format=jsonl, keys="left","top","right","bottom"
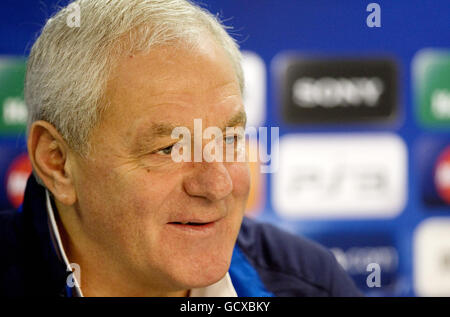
{"left": 45, "top": 189, "right": 237, "bottom": 297}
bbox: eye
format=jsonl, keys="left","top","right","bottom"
{"left": 225, "top": 134, "right": 243, "bottom": 145}
{"left": 225, "top": 135, "right": 236, "bottom": 145}
{"left": 155, "top": 144, "right": 174, "bottom": 155}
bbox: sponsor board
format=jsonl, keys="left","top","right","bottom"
{"left": 413, "top": 49, "right": 450, "bottom": 128}
{"left": 0, "top": 58, "right": 27, "bottom": 135}
{"left": 275, "top": 55, "right": 398, "bottom": 124}
{"left": 308, "top": 232, "right": 399, "bottom": 294}
{"left": 414, "top": 218, "right": 450, "bottom": 296}
{"left": 417, "top": 137, "right": 450, "bottom": 209}
{"left": 272, "top": 133, "right": 407, "bottom": 219}
{"left": 242, "top": 51, "right": 266, "bottom": 128}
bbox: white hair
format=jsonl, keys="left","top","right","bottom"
{"left": 25, "top": 0, "right": 243, "bottom": 157}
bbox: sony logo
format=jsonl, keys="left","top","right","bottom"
{"left": 292, "top": 77, "right": 384, "bottom": 108}
{"left": 277, "top": 57, "right": 398, "bottom": 124}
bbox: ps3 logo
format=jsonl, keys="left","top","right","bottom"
{"left": 287, "top": 165, "right": 388, "bottom": 197}
{"left": 273, "top": 134, "right": 407, "bottom": 219}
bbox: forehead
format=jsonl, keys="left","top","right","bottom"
{"left": 101, "top": 37, "right": 243, "bottom": 138}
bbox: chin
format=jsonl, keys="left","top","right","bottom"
{"left": 170, "top": 254, "right": 231, "bottom": 290}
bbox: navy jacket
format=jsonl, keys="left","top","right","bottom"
{"left": 0, "top": 175, "right": 362, "bottom": 297}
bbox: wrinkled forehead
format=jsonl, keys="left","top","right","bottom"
{"left": 96, "top": 37, "right": 244, "bottom": 141}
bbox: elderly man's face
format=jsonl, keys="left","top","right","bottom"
{"left": 68, "top": 36, "right": 250, "bottom": 294}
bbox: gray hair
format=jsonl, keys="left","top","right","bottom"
{"left": 25, "top": 0, "right": 243, "bottom": 157}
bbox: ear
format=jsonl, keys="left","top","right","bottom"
{"left": 27, "top": 120, "right": 77, "bottom": 206}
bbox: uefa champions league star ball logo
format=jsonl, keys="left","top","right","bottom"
{"left": 6, "top": 153, "right": 32, "bottom": 208}
{"left": 434, "top": 146, "right": 450, "bottom": 205}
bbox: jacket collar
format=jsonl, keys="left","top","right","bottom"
{"left": 21, "top": 174, "right": 69, "bottom": 296}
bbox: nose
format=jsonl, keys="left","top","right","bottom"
{"left": 183, "top": 161, "right": 233, "bottom": 201}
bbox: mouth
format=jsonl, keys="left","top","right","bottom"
{"left": 166, "top": 220, "right": 219, "bottom": 233}
{"left": 169, "top": 221, "right": 211, "bottom": 225}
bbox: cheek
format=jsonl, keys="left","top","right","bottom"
{"left": 228, "top": 163, "right": 251, "bottom": 198}
{"left": 121, "top": 174, "right": 175, "bottom": 218}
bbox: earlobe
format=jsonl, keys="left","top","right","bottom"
{"left": 27, "top": 121, "right": 77, "bottom": 206}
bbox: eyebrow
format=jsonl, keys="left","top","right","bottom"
{"left": 225, "top": 110, "right": 247, "bottom": 129}
{"left": 131, "top": 110, "right": 247, "bottom": 154}
{"left": 130, "top": 123, "right": 178, "bottom": 154}
{"left": 149, "top": 123, "right": 180, "bottom": 137}
{"left": 146, "top": 110, "right": 247, "bottom": 138}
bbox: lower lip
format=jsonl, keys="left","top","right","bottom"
{"left": 167, "top": 221, "right": 217, "bottom": 234}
